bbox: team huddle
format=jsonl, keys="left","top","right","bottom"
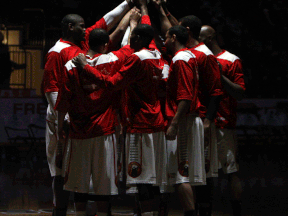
{"left": 42, "top": 0, "right": 245, "bottom": 215}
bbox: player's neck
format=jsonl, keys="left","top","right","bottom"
{"left": 87, "top": 49, "right": 99, "bottom": 57}
{"left": 209, "top": 43, "right": 222, "bottom": 56}
{"left": 186, "top": 37, "right": 199, "bottom": 49}
{"left": 174, "top": 44, "right": 186, "bottom": 55}
{"left": 62, "top": 36, "right": 81, "bottom": 47}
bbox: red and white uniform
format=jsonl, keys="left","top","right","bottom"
{"left": 53, "top": 45, "right": 134, "bottom": 195}
{"left": 215, "top": 50, "right": 245, "bottom": 174}
{"left": 42, "top": 16, "right": 109, "bottom": 177}
{"left": 189, "top": 42, "right": 223, "bottom": 119}
{"left": 189, "top": 42, "right": 223, "bottom": 178}
{"left": 165, "top": 49, "right": 205, "bottom": 185}
{"left": 215, "top": 50, "right": 245, "bottom": 129}
{"left": 166, "top": 48, "right": 200, "bottom": 118}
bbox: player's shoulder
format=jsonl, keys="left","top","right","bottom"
{"left": 64, "top": 59, "right": 76, "bottom": 71}
{"left": 217, "top": 50, "right": 240, "bottom": 63}
{"left": 48, "top": 40, "right": 72, "bottom": 54}
{"left": 192, "top": 43, "right": 213, "bottom": 56}
{"left": 134, "top": 48, "right": 161, "bottom": 61}
{"left": 91, "top": 52, "right": 119, "bottom": 66}
{"left": 172, "top": 50, "right": 195, "bottom": 63}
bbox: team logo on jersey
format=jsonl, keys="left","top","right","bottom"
{"left": 178, "top": 161, "right": 189, "bottom": 177}
{"left": 128, "top": 162, "right": 142, "bottom": 178}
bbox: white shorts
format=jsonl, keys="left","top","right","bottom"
{"left": 205, "top": 122, "right": 219, "bottom": 178}
{"left": 63, "top": 134, "right": 118, "bottom": 195}
{"left": 167, "top": 115, "right": 206, "bottom": 186}
{"left": 216, "top": 128, "right": 239, "bottom": 174}
{"left": 45, "top": 114, "right": 69, "bottom": 177}
{"left": 126, "top": 132, "right": 167, "bottom": 186}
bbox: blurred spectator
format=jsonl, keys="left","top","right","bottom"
{"left": 0, "top": 31, "right": 26, "bottom": 89}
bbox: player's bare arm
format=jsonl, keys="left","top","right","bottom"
{"left": 221, "top": 75, "right": 245, "bottom": 101}
{"left": 152, "top": 0, "right": 172, "bottom": 37}
{"left": 166, "top": 100, "right": 191, "bottom": 140}
{"left": 104, "top": 0, "right": 132, "bottom": 32}
{"left": 129, "top": 7, "right": 142, "bottom": 44}
{"left": 135, "top": 0, "right": 148, "bottom": 15}
{"left": 161, "top": 0, "right": 179, "bottom": 26}
{"left": 109, "top": 8, "right": 135, "bottom": 51}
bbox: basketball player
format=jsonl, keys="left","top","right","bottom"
{"left": 199, "top": 25, "right": 245, "bottom": 216}
{"left": 55, "top": 8, "right": 141, "bottom": 216}
{"left": 154, "top": 3, "right": 223, "bottom": 214}
{"left": 164, "top": 25, "right": 203, "bottom": 216}
{"left": 42, "top": 1, "right": 135, "bottom": 215}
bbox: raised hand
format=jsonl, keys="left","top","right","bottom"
{"left": 130, "top": 7, "right": 142, "bottom": 24}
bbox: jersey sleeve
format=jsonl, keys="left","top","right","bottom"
{"left": 201, "top": 54, "right": 223, "bottom": 97}
{"left": 141, "top": 15, "right": 157, "bottom": 50}
{"left": 172, "top": 60, "right": 194, "bottom": 101}
{"left": 230, "top": 59, "right": 245, "bottom": 91}
{"left": 81, "top": 18, "right": 108, "bottom": 52}
{"left": 42, "top": 52, "right": 62, "bottom": 93}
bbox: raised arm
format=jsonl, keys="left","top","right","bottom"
{"left": 103, "top": 0, "right": 133, "bottom": 32}
{"left": 108, "top": 8, "right": 134, "bottom": 51}
{"left": 152, "top": 0, "right": 172, "bottom": 37}
{"left": 128, "top": 7, "right": 142, "bottom": 44}
{"left": 120, "top": 6, "right": 142, "bottom": 47}
{"left": 161, "top": 0, "right": 179, "bottom": 26}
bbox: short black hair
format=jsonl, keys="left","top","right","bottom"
{"left": 89, "top": 28, "right": 109, "bottom": 50}
{"left": 132, "top": 24, "right": 154, "bottom": 47}
{"left": 61, "top": 14, "right": 83, "bottom": 36}
{"left": 168, "top": 25, "right": 189, "bottom": 45}
{"left": 179, "top": 15, "right": 202, "bottom": 40}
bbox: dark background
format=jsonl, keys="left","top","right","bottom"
{"left": 1, "top": 0, "right": 288, "bottom": 99}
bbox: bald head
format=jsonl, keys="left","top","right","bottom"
{"left": 199, "top": 25, "right": 217, "bottom": 47}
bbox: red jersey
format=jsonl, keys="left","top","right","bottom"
{"left": 42, "top": 18, "right": 107, "bottom": 122}
{"left": 215, "top": 50, "right": 245, "bottom": 129}
{"left": 189, "top": 42, "right": 223, "bottom": 119}
{"left": 54, "top": 45, "right": 134, "bottom": 139}
{"left": 82, "top": 47, "right": 166, "bottom": 133}
{"left": 42, "top": 17, "right": 107, "bottom": 94}
{"left": 166, "top": 48, "right": 200, "bottom": 119}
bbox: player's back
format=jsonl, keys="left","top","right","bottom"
{"left": 215, "top": 50, "right": 245, "bottom": 129}
{"left": 122, "top": 48, "right": 165, "bottom": 133}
